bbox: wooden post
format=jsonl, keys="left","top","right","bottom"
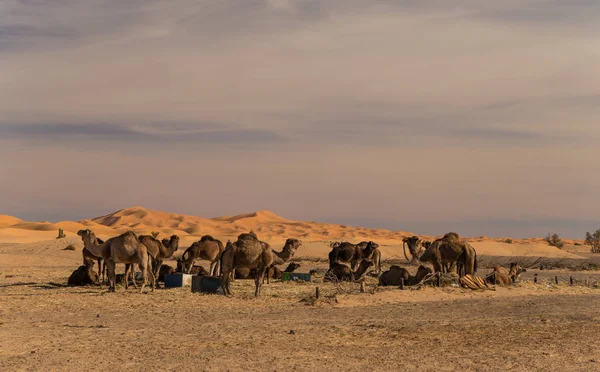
{"left": 534, "top": 274, "right": 538, "bottom": 284}
{"left": 315, "top": 286, "right": 320, "bottom": 299}
{"left": 570, "top": 276, "right": 574, "bottom": 286}
{"left": 436, "top": 273, "right": 441, "bottom": 287}
{"left": 555, "top": 276, "right": 559, "bottom": 285}
{"left": 399, "top": 278, "right": 405, "bottom": 290}
{"left": 360, "top": 281, "right": 365, "bottom": 293}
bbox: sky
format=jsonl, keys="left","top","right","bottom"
{"left": 1, "top": 0, "right": 599, "bottom": 238}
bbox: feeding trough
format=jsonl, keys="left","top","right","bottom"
{"left": 281, "top": 272, "right": 312, "bottom": 282}
{"left": 191, "top": 275, "right": 223, "bottom": 294}
{"left": 164, "top": 273, "right": 193, "bottom": 288}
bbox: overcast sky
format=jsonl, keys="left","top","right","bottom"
{"left": 1, "top": 0, "right": 599, "bottom": 238}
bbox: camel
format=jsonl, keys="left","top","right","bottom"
{"left": 68, "top": 265, "right": 99, "bottom": 286}
{"left": 357, "top": 241, "right": 382, "bottom": 274}
{"left": 486, "top": 263, "right": 526, "bottom": 286}
{"left": 234, "top": 262, "right": 301, "bottom": 280}
{"left": 220, "top": 233, "right": 302, "bottom": 296}
{"left": 176, "top": 261, "right": 210, "bottom": 276}
{"left": 138, "top": 234, "right": 180, "bottom": 284}
{"left": 82, "top": 237, "right": 106, "bottom": 282}
{"left": 324, "top": 259, "right": 375, "bottom": 282}
{"left": 328, "top": 241, "right": 377, "bottom": 271}
{"left": 157, "top": 264, "right": 176, "bottom": 283}
{"left": 378, "top": 265, "right": 432, "bottom": 286}
{"left": 402, "top": 236, "right": 422, "bottom": 263}
{"left": 77, "top": 229, "right": 154, "bottom": 292}
{"left": 419, "top": 233, "right": 477, "bottom": 276}
{"left": 178, "top": 235, "right": 224, "bottom": 276}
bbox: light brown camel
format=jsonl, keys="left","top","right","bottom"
{"left": 324, "top": 259, "right": 375, "bottom": 282}
{"left": 138, "top": 234, "right": 179, "bottom": 284}
{"left": 485, "top": 263, "right": 526, "bottom": 286}
{"left": 82, "top": 237, "right": 106, "bottom": 282}
{"left": 220, "top": 233, "right": 302, "bottom": 296}
{"left": 378, "top": 265, "right": 432, "bottom": 286}
{"left": 178, "top": 235, "right": 224, "bottom": 276}
{"left": 402, "top": 236, "right": 422, "bottom": 262}
{"left": 357, "top": 241, "right": 381, "bottom": 274}
{"left": 77, "top": 229, "right": 154, "bottom": 292}
{"left": 419, "top": 233, "right": 477, "bottom": 276}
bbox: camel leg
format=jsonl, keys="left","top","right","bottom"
{"left": 139, "top": 256, "right": 147, "bottom": 293}
{"left": 254, "top": 267, "right": 266, "bottom": 297}
{"left": 186, "top": 259, "right": 195, "bottom": 274}
{"left": 209, "top": 261, "right": 215, "bottom": 276}
{"left": 220, "top": 270, "right": 231, "bottom": 296}
{"left": 148, "top": 256, "right": 156, "bottom": 292}
{"left": 153, "top": 258, "right": 161, "bottom": 287}
{"left": 106, "top": 258, "right": 116, "bottom": 292}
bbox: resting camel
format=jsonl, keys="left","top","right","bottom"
{"left": 419, "top": 232, "right": 477, "bottom": 276}
{"left": 220, "top": 233, "right": 302, "bottom": 296}
{"left": 77, "top": 229, "right": 154, "bottom": 292}
{"left": 68, "top": 265, "right": 99, "bottom": 286}
{"left": 138, "top": 234, "right": 179, "bottom": 284}
{"left": 358, "top": 241, "right": 382, "bottom": 274}
{"left": 324, "top": 259, "right": 375, "bottom": 282}
{"left": 178, "top": 235, "right": 224, "bottom": 276}
{"left": 83, "top": 237, "right": 106, "bottom": 282}
{"left": 328, "top": 241, "right": 377, "bottom": 271}
{"left": 485, "top": 263, "right": 526, "bottom": 286}
{"left": 157, "top": 264, "right": 176, "bottom": 283}
{"left": 176, "top": 261, "right": 210, "bottom": 276}
{"left": 378, "top": 265, "right": 432, "bottom": 286}
{"left": 235, "top": 262, "right": 301, "bottom": 280}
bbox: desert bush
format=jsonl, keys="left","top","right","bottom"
{"left": 545, "top": 233, "right": 564, "bottom": 249}
{"left": 585, "top": 230, "right": 600, "bottom": 253}
{"left": 574, "top": 242, "right": 581, "bottom": 246}
{"left": 504, "top": 239, "right": 513, "bottom": 244}
{"left": 151, "top": 231, "right": 160, "bottom": 238}
{"left": 63, "top": 244, "right": 76, "bottom": 251}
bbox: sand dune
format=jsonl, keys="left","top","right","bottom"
{"left": 0, "top": 206, "right": 587, "bottom": 260}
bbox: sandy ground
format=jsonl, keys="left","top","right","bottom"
{"left": 1, "top": 245, "right": 600, "bottom": 371}
{"left": 1, "top": 208, "right": 600, "bottom": 371}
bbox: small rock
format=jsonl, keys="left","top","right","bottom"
{"left": 591, "top": 359, "right": 599, "bottom": 363}
{"left": 31, "top": 350, "right": 36, "bottom": 354}
{"left": 96, "top": 314, "right": 100, "bottom": 318}
{"left": 289, "top": 330, "right": 295, "bottom": 335}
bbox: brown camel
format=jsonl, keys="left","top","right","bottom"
{"left": 157, "top": 264, "right": 176, "bottom": 283}
{"left": 178, "top": 235, "right": 224, "bottom": 276}
{"left": 175, "top": 260, "right": 210, "bottom": 276}
{"left": 419, "top": 233, "right": 477, "bottom": 276}
{"left": 77, "top": 229, "right": 154, "bottom": 292}
{"left": 402, "top": 236, "right": 422, "bottom": 263}
{"left": 138, "top": 234, "right": 180, "bottom": 284}
{"left": 328, "top": 241, "right": 377, "bottom": 271}
{"left": 357, "top": 241, "right": 382, "bottom": 274}
{"left": 220, "top": 233, "right": 302, "bottom": 296}
{"left": 82, "top": 237, "right": 106, "bottom": 282}
{"left": 68, "top": 265, "right": 99, "bottom": 286}
{"left": 378, "top": 265, "right": 432, "bottom": 286}
{"left": 235, "top": 262, "right": 301, "bottom": 280}
{"left": 485, "top": 263, "right": 526, "bottom": 286}
{"left": 324, "top": 259, "right": 375, "bottom": 282}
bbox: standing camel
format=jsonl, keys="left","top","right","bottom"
{"left": 138, "top": 234, "right": 180, "bottom": 285}
{"left": 178, "top": 235, "right": 224, "bottom": 276}
{"left": 402, "top": 236, "right": 422, "bottom": 263}
{"left": 419, "top": 232, "right": 477, "bottom": 276}
{"left": 220, "top": 233, "right": 302, "bottom": 296}
{"left": 77, "top": 229, "right": 154, "bottom": 292}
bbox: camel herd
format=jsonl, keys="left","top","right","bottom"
{"left": 70, "top": 229, "right": 523, "bottom": 296}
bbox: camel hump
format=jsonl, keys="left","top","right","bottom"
{"left": 237, "top": 233, "right": 259, "bottom": 242}
{"left": 200, "top": 235, "right": 217, "bottom": 242}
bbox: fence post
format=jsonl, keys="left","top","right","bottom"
{"left": 436, "top": 273, "right": 441, "bottom": 287}
{"left": 534, "top": 274, "right": 538, "bottom": 284}
{"left": 570, "top": 276, "right": 574, "bottom": 286}
{"left": 315, "top": 286, "right": 320, "bottom": 299}
{"left": 400, "top": 278, "right": 405, "bottom": 290}
{"left": 360, "top": 281, "right": 365, "bottom": 293}
{"left": 555, "top": 276, "right": 559, "bottom": 285}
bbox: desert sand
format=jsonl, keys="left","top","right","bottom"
{"left": 1, "top": 207, "right": 599, "bottom": 371}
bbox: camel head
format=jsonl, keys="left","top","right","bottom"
{"left": 283, "top": 238, "right": 302, "bottom": 254}
{"left": 284, "top": 262, "right": 301, "bottom": 272}
{"left": 508, "top": 263, "right": 526, "bottom": 282}
{"left": 362, "top": 241, "right": 379, "bottom": 256}
{"left": 77, "top": 229, "right": 98, "bottom": 245}
{"left": 330, "top": 241, "right": 341, "bottom": 249}
{"left": 402, "top": 236, "right": 421, "bottom": 262}
{"left": 415, "top": 265, "right": 433, "bottom": 280}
